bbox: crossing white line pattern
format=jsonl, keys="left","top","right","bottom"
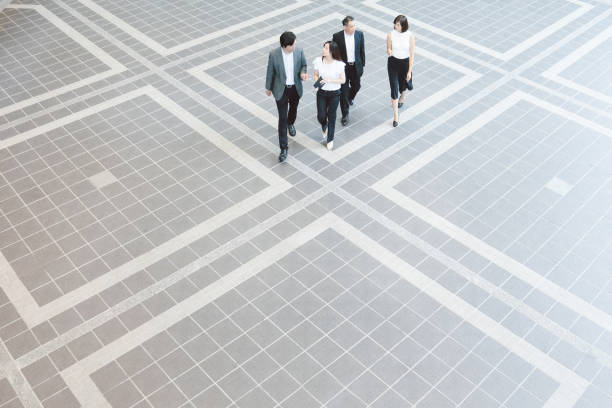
{"left": 61, "top": 213, "right": 588, "bottom": 408}
{"left": 373, "top": 90, "right": 612, "bottom": 334}
{"left": 75, "top": 0, "right": 312, "bottom": 56}
{"left": 542, "top": 24, "right": 612, "bottom": 104}
{"left": 0, "top": 85, "right": 290, "bottom": 327}
{"left": 188, "top": 14, "right": 481, "bottom": 163}
{"left": 362, "top": 0, "right": 594, "bottom": 61}
{"left": 0, "top": 5, "right": 127, "bottom": 117}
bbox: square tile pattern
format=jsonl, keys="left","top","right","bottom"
{"left": 87, "top": 0, "right": 291, "bottom": 48}
{"left": 392, "top": 97, "right": 612, "bottom": 304}
{"left": 0, "top": 93, "right": 267, "bottom": 306}
{"left": 0, "top": 1, "right": 611, "bottom": 408}
{"left": 0, "top": 7, "right": 108, "bottom": 108}
{"left": 92, "top": 231, "right": 558, "bottom": 407}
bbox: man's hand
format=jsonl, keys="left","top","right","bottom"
{"left": 265, "top": 90, "right": 271, "bottom": 96}
{"left": 301, "top": 73, "right": 308, "bottom": 81}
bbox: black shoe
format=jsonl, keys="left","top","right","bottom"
{"left": 398, "top": 102, "right": 404, "bottom": 108}
{"left": 288, "top": 124, "right": 296, "bottom": 137}
{"left": 341, "top": 115, "right": 349, "bottom": 126}
{"left": 349, "top": 99, "right": 353, "bottom": 106}
{"left": 393, "top": 121, "right": 398, "bottom": 127}
{"left": 279, "top": 148, "right": 288, "bottom": 162}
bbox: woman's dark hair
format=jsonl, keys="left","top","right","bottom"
{"left": 394, "top": 15, "right": 409, "bottom": 32}
{"left": 324, "top": 41, "right": 342, "bottom": 61}
{"left": 280, "top": 31, "right": 296, "bottom": 48}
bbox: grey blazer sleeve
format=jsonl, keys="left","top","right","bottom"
{"left": 300, "top": 49, "right": 307, "bottom": 75}
{"left": 265, "top": 51, "right": 274, "bottom": 91}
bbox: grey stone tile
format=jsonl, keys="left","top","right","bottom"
{"left": 262, "top": 369, "right": 300, "bottom": 403}
{"left": 394, "top": 371, "right": 430, "bottom": 403}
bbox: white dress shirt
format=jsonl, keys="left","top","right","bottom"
{"left": 282, "top": 50, "right": 295, "bottom": 86}
{"left": 344, "top": 32, "right": 355, "bottom": 63}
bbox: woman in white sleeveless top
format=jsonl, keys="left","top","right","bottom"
{"left": 386, "top": 15, "right": 414, "bottom": 127}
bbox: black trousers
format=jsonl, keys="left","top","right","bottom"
{"left": 387, "top": 56, "right": 409, "bottom": 100}
{"left": 340, "top": 64, "right": 361, "bottom": 118}
{"left": 316, "top": 89, "right": 341, "bottom": 143}
{"left": 275, "top": 86, "right": 300, "bottom": 149}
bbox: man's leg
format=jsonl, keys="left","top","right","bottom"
{"left": 275, "top": 89, "right": 289, "bottom": 150}
{"left": 349, "top": 66, "right": 361, "bottom": 102}
{"left": 339, "top": 66, "right": 350, "bottom": 120}
{"left": 287, "top": 86, "right": 300, "bottom": 126}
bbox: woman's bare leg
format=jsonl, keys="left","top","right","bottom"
{"left": 392, "top": 99, "right": 399, "bottom": 122}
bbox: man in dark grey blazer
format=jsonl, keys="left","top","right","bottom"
{"left": 333, "top": 16, "right": 365, "bottom": 126}
{"left": 265, "top": 31, "right": 308, "bottom": 162}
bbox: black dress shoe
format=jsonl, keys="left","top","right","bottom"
{"left": 341, "top": 116, "right": 349, "bottom": 126}
{"left": 288, "top": 124, "right": 296, "bottom": 137}
{"left": 349, "top": 99, "right": 353, "bottom": 106}
{"left": 279, "top": 148, "right": 288, "bottom": 162}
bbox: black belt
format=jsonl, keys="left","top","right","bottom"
{"left": 347, "top": 62, "right": 355, "bottom": 66}
{"left": 286, "top": 84, "right": 295, "bottom": 88}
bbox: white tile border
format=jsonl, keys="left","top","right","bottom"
{"left": 363, "top": 0, "right": 593, "bottom": 61}
{"left": 0, "top": 5, "right": 127, "bottom": 117}
{"left": 542, "top": 24, "right": 612, "bottom": 105}
{"left": 59, "top": 213, "right": 587, "bottom": 408}
{"left": 188, "top": 13, "right": 481, "bottom": 163}
{"left": 0, "top": 85, "right": 290, "bottom": 327}
{"left": 373, "top": 90, "right": 612, "bottom": 334}
{"left": 75, "top": 0, "right": 311, "bottom": 56}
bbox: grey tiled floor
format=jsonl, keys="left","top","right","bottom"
{"left": 1, "top": 1, "right": 612, "bottom": 408}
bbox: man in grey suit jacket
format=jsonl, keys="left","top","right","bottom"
{"left": 265, "top": 31, "right": 307, "bottom": 162}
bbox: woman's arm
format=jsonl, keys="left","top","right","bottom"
{"left": 408, "top": 35, "right": 415, "bottom": 79}
{"left": 386, "top": 32, "right": 392, "bottom": 56}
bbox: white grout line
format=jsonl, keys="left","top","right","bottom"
{"left": 331, "top": 217, "right": 588, "bottom": 408}
{"left": 188, "top": 15, "right": 481, "bottom": 163}
{"left": 0, "top": 5, "right": 127, "bottom": 117}
{"left": 362, "top": 0, "right": 593, "bottom": 61}
{"left": 542, "top": 24, "right": 612, "bottom": 105}
{"left": 62, "top": 213, "right": 588, "bottom": 408}
{"left": 373, "top": 90, "right": 612, "bottom": 335}
{"left": 0, "top": 341, "right": 43, "bottom": 408}
{"left": 75, "top": 0, "right": 312, "bottom": 56}
{"left": 61, "top": 212, "right": 337, "bottom": 408}
{"left": 0, "top": 85, "right": 290, "bottom": 327}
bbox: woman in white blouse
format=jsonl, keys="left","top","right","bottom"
{"left": 313, "top": 41, "right": 346, "bottom": 151}
{"left": 386, "top": 15, "right": 414, "bottom": 127}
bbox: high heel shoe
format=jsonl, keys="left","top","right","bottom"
{"left": 326, "top": 140, "right": 334, "bottom": 150}
{"left": 393, "top": 121, "right": 398, "bottom": 127}
{"left": 398, "top": 102, "right": 404, "bottom": 108}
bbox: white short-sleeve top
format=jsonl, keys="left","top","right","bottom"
{"left": 313, "top": 57, "right": 346, "bottom": 91}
